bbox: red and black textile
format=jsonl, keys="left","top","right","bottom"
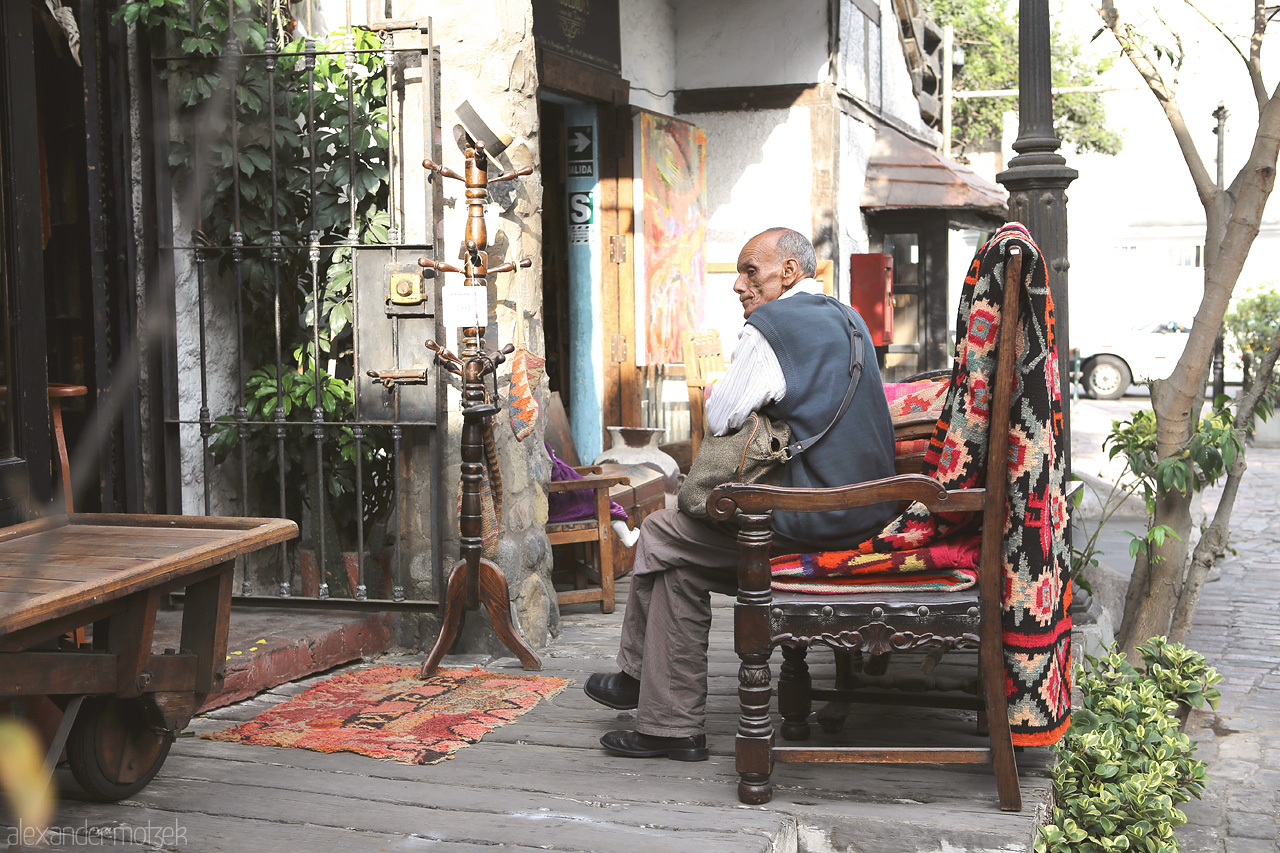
{"left": 771, "top": 222, "right": 1072, "bottom": 746}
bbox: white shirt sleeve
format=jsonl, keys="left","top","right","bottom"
{"left": 704, "top": 325, "right": 786, "bottom": 436}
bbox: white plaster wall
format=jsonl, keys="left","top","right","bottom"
{"left": 674, "top": 0, "right": 830, "bottom": 90}
{"left": 837, "top": 110, "right": 877, "bottom": 300}
{"left": 173, "top": 166, "right": 257, "bottom": 519}
{"left": 678, "top": 106, "right": 814, "bottom": 352}
{"left": 621, "top": 0, "right": 677, "bottom": 115}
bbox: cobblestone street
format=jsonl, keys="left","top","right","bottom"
{"left": 1177, "top": 445, "right": 1280, "bottom": 852}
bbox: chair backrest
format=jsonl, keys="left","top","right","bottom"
{"left": 682, "top": 331, "right": 724, "bottom": 389}
{"left": 545, "top": 391, "right": 580, "bottom": 467}
{"left": 682, "top": 331, "right": 725, "bottom": 458}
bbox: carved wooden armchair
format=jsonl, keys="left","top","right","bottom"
{"left": 708, "top": 245, "right": 1033, "bottom": 811}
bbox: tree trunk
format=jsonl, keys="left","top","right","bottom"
{"left": 1099, "top": 4, "right": 1280, "bottom": 655}
{"left": 1118, "top": 547, "right": 1150, "bottom": 640}
{"left": 1117, "top": 488, "right": 1192, "bottom": 656}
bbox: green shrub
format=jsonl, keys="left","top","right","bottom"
{"left": 1036, "top": 643, "right": 1209, "bottom": 853}
{"left": 1136, "top": 637, "right": 1222, "bottom": 712}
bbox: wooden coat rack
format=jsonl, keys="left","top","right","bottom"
{"left": 389, "top": 141, "right": 540, "bottom": 677}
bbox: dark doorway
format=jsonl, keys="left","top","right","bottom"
{"left": 35, "top": 5, "right": 97, "bottom": 511}
{"left": 539, "top": 97, "right": 571, "bottom": 401}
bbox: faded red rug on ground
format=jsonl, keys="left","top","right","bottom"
{"left": 207, "top": 665, "right": 570, "bottom": 765}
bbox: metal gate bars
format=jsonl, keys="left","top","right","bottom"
{"left": 136, "top": 1, "right": 443, "bottom": 606}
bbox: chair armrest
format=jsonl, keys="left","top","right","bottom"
{"left": 900, "top": 368, "right": 951, "bottom": 383}
{"left": 892, "top": 412, "right": 938, "bottom": 434}
{"left": 707, "top": 475, "right": 984, "bottom": 519}
{"left": 549, "top": 474, "right": 630, "bottom": 493}
{"left": 573, "top": 465, "right": 604, "bottom": 475}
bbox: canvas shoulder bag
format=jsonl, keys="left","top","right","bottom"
{"left": 676, "top": 412, "right": 792, "bottom": 518}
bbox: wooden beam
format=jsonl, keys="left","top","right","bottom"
{"left": 537, "top": 50, "right": 629, "bottom": 104}
{"left": 675, "top": 84, "right": 819, "bottom": 115}
{"left": 0, "top": 651, "right": 198, "bottom": 696}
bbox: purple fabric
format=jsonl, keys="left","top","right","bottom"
{"left": 546, "top": 443, "right": 629, "bottom": 524}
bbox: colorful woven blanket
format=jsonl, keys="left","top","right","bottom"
{"left": 771, "top": 222, "right": 1072, "bottom": 746}
{"left": 884, "top": 375, "right": 949, "bottom": 458}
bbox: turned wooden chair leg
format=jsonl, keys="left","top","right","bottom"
{"left": 817, "top": 649, "right": 856, "bottom": 734}
{"left": 778, "top": 642, "right": 812, "bottom": 741}
{"left": 596, "top": 487, "right": 615, "bottom": 614}
{"left": 737, "top": 648, "right": 774, "bottom": 805}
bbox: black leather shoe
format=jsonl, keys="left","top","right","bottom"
{"left": 584, "top": 671, "right": 640, "bottom": 710}
{"left": 600, "top": 730, "right": 709, "bottom": 762}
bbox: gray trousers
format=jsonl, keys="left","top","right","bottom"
{"left": 615, "top": 508, "right": 742, "bottom": 738}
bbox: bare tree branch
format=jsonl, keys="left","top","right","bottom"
{"left": 1097, "top": 1, "right": 1217, "bottom": 204}
{"left": 1182, "top": 0, "right": 1267, "bottom": 107}
{"left": 1165, "top": 86, "right": 1280, "bottom": 412}
{"left": 1252, "top": 0, "right": 1269, "bottom": 103}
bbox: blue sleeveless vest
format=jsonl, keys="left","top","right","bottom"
{"left": 747, "top": 292, "right": 898, "bottom": 549}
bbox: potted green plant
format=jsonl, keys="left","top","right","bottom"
{"left": 1135, "top": 636, "right": 1223, "bottom": 727}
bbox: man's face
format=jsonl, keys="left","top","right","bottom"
{"left": 733, "top": 232, "right": 799, "bottom": 319}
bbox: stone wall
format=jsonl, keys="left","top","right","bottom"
{"left": 394, "top": 0, "right": 555, "bottom": 654}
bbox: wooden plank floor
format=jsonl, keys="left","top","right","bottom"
{"left": 19, "top": 580, "right": 1052, "bottom": 853}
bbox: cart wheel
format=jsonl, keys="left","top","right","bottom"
{"left": 66, "top": 696, "right": 173, "bottom": 801}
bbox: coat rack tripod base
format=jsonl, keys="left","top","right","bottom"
{"left": 419, "top": 399, "right": 541, "bottom": 677}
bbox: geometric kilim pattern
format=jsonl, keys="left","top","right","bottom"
{"left": 884, "top": 375, "right": 949, "bottom": 419}
{"left": 507, "top": 348, "right": 546, "bottom": 442}
{"left": 769, "top": 222, "right": 1071, "bottom": 746}
{"left": 207, "top": 666, "right": 571, "bottom": 765}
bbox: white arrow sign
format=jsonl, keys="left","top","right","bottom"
{"left": 567, "top": 128, "right": 592, "bottom": 158}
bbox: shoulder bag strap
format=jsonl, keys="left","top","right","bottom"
{"left": 782, "top": 301, "right": 864, "bottom": 460}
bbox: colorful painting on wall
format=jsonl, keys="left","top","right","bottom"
{"left": 640, "top": 113, "right": 707, "bottom": 365}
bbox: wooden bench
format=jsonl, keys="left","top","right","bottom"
{"left": 0, "top": 513, "right": 297, "bottom": 801}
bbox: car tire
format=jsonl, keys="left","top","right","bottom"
{"left": 1084, "top": 355, "right": 1131, "bottom": 400}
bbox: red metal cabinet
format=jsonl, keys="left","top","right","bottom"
{"left": 850, "top": 253, "right": 893, "bottom": 346}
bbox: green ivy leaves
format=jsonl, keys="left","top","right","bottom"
{"left": 1036, "top": 641, "right": 1215, "bottom": 853}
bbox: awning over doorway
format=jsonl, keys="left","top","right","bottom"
{"left": 861, "top": 125, "right": 1008, "bottom": 215}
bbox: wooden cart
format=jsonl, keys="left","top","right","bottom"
{"left": 0, "top": 514, "right": 297, "bottom": 800}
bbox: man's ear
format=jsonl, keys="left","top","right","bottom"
{"left": 780, "top": 257, "right": 802, "bottom": 288}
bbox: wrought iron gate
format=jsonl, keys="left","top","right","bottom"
{"left": 141, "top": 2, "right": 443, "bottom": 607}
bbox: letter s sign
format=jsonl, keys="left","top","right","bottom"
{"left": 568, "top": 191, "right": 593, "bottom": 245}
{"left": 568, "top": 191, "right": 594, "bottom": 225}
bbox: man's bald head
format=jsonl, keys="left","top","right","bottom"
{"left": 760, "top": 227, "right": 817, "bottom": 279}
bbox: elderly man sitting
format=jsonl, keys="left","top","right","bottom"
{"left": 584, "top": 227, "right": 898, "bottom": 760}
